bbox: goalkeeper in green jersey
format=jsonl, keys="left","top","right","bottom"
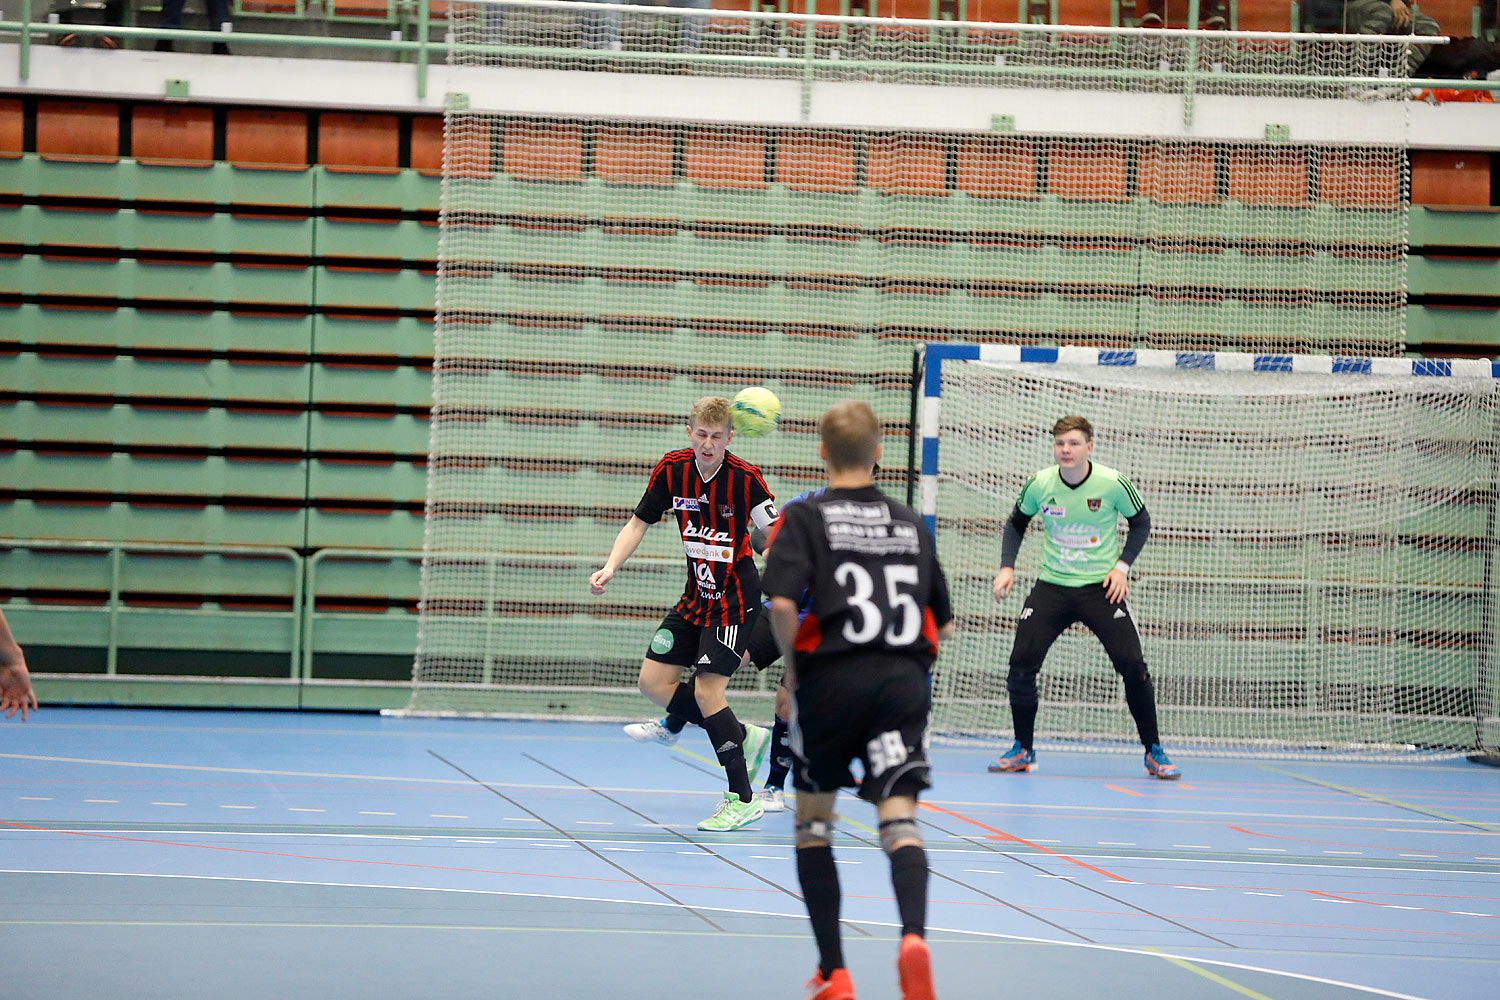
{"left": 988, "top": 415, "right": 1180, "bottom": 780}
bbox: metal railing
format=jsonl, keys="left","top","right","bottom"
{"left": 5, "top": 0, "right": 1499, "bottom": 109}
{"left": 0, "top": 538, "right": 304, "bottom": 676}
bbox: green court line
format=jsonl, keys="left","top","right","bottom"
{"left": 1261, "top": 766, "right": 1500, "bottom": 831}
{"left": 1145, "top": 947, "right": 1279, "bottom": 1000}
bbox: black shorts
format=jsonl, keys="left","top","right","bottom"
{"left": 644, "top": 607, "right": 756, "bottom": 678}
{"left": 745, "top": 609, "right": 782, "bottom": 673}
{"left": 791, "top": 654, "right": 932, "bottom": 803}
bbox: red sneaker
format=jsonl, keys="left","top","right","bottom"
{"left": 804, "top": 967, "right": 855, "bottom": 1000}
{"left": 898, "top": 934, "right": 936, "bottom": 1000}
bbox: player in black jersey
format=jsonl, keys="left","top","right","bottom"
{"left": 762, "top": 401, "right": 954, "bottom": 1000}
{"left": 589, "top": 395, "right": 779, "bottom": 832}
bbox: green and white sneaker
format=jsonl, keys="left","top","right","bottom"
{"left": 697, "top": 791, "right": 765, "bottom": 832}
{"left": 742, "top": 724, "right": 772, "bottom": 783}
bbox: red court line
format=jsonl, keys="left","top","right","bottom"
{"left": 0, "top": 818, "right": 781, "bottom": 897}
{"left": 1228, "top": 823, "right": 1495, "bottom": 859}
{"left": 1104, "top": 784, "right": 1142, "bottom": 797}
{"left": 918, "top": 801, "right": 1131, "bottom": 882}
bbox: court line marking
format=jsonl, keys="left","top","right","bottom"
{"left": 1228, "top": 824, "right": 1499, "bottom": 860}
{"left": 1145, "top": 947, "right": 1279, "bottom": 1000}
{"left": 1105, "top": 785, "right": 1142, "bottom": 797}
{"left": 11, "top": 826, "right": 1495, "bottom": 883}
{"left": 1260, "top": 767, "right": 1500, "bottom": 832}
{"left": 0, "top": 870, "right": 1440, "bottom": 999}
{"left": 912, "top": 807, "right": 1239, "bottom": 948}
{"left": 918, "top": 801, "right": 1131, "bottom": 883}
{"left": 8, "top": 754, "right": 1469, "bottom": 825}
{"left": 427, "top": 751, "right": 729, "bottom": 932}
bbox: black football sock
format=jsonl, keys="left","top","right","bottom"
{"left": 663, "top": 715, "right": 687, "bottom": 734}
{"left": 702, "top": 706, "right": 752, "bottom": 801}
{"left": 1121, "top": 672, "right": 1160, "bottom": 749}
{"left": 766, "top": 713, "right": 792, "bottom": 788}
{"left": 887, "top": 843, "right": 929, "bottom": 938}
{"left": 796, "top": 843, "right": 844, "bottom": 979}
{"left": 665, "top": 683, "right": 705, "bottom": 727}
{"left": 1011, "top": 697, "right": 1038, "bottom": 751}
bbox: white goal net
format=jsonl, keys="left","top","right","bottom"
{"left": 410, "top": 6, "right": 1432, "bottom": 727}
{"left": 923, "top": 346, "right": 1500, "bottom": 757}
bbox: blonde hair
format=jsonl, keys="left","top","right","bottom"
{"left": 689, "top": 396, "right": 732, "bottom": 431}
{"left": 1052, "top": 415, "right": 1094, "bottom": 441}
{"left": 819, "top": 400, "right": 881, "bottom": 471}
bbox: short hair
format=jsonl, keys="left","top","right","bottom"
{"left": 1052, "top": 415, "right": 1093, "bottom": 441}
{"left": 819, "top": 400, "right": 881, "bottom": 471}
{"left": 689, "top": 396, "right": 732, "bottom": 431}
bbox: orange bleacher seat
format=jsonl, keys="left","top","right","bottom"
{"left": 132, "top": 105, "right": 214, "bottom": 166}
{"left": 36, "top": 101, "right": 120, "bottom": 163}
{"left": 1410, "top": 150, "right": 1491, "bottom": 207}
{"left": 1317, "top": 150, "right": 1401, "bottom": 209}
{"left": 595, "top": 124, "right": 675, "bottom": 185}
{"left": 1138, "top": 144, "right": 1219, "bottom": 205}
{"left": 412, "top": 115, "right": 494, "bottom": 178}
{"left": 777, "top": 131, "right": 859, "bottom": 193}
{"left": 502, "top": 121, "right": 585, "bottom": 182}
{"left": 331, "top": 0, "right": 395, "bottom": 17}
{"left": 684, "top": 128, "right": 768, "bottom": 189}
{"left": 1226, "top": 148, "right": 1309, "bottom": 206}
{"left": 226, "top": 110, "right": 309, "bottom": 170}
{"left": 955, "top": 136, "right": 1040, "bottom": 198}
{"left": 1230, "top": 0, "right": 1292, "bottom": 31}
{"left": 1051, "top": 0, "right": 1116, "bottom": 25}
{"left": 0, "top": 99, "right": 21, "bottom": 158}
{"left": 867, "top": 134, "right": 948, "bottom": 196}
{"left": 707, "top": 0, "right": 755, "bottom": 34}
{"left": 319, "top": 113, "right": 400, "bottom": 173}
{"left": 411, "top": 116, "right": 444, "bottom": 175}
{"left": 1048, "top": 139, "right": 1129, "bottom": 201}
{"left": 1412, "top": 0, "right": 1478, "bottom": 35}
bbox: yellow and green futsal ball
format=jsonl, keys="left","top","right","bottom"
{"left": 731, "top": 386, "right": 781, "bottom": 438}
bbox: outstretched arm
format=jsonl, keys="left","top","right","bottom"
{"left": 0, "top": 609, "right": 37, "bottom": 721}
{"left": 589, "top": 516, "right": 651, "bottom": 595}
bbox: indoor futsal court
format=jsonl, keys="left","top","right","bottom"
{"left": 3, "top": 707, "right": 1496, "bottom": 1000}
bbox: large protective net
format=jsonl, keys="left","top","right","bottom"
{"left": 411, "top": 5, "right": 1425, "bottom": 724}
{"left": 930, "top": 354, "right": 1500, "bottom": 758}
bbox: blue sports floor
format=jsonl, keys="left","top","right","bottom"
{"left": 2, "top": 708, "right": 1498, "bottom": 999}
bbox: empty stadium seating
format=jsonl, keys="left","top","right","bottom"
{"left": 3, "top": 94, "right": 1497, "bottom": 706}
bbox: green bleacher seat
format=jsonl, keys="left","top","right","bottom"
{"left": 308, "top": 459, "right": 428, "bottom": 505}
{"left": 2, "top": 499, "right": 305, "bottom": 546}
{"left": 311, "top": 361, "right": 433, "bottom": 408}
{"left": 315, "top": 218, "right": 439, "bottom": 262}
{"left": 313, "top": 315, "right": 435, "bottom": 359}
{"left": 3, "top": 353, "right": 314, "bottom": 403}
{"left": 1, "top": 452, "right": 307, "bottom": 499}
{"left": 0, "top": 257, "right": 315, "bottom": 306}
{"left": 316, "top": 266, "right": 436, "bottom": 310}
{"left": 3, "top": 401, "right": 310, "bottom": 452}
{"left": 305, "top": 508, "right": 426, "bottom": 549}
{"left": 5, "top": 304, "right": 316, "bottom": 354}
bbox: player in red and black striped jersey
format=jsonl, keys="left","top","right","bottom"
{"left": 761, "top": 400, "right": 953, "bottom": 1000}
{"left": 589, "top": 395, "right": 780, "bottom": 833}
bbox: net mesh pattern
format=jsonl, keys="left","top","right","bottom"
{"left": 412, "top": 10, "right": 1431, "bottom": 737}
{"left": 933, "top": 360, "right": 1499, "bottom": 758}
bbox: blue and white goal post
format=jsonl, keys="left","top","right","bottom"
{"left": 912, "top": 343, "right": 1500, "bottom": 760}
